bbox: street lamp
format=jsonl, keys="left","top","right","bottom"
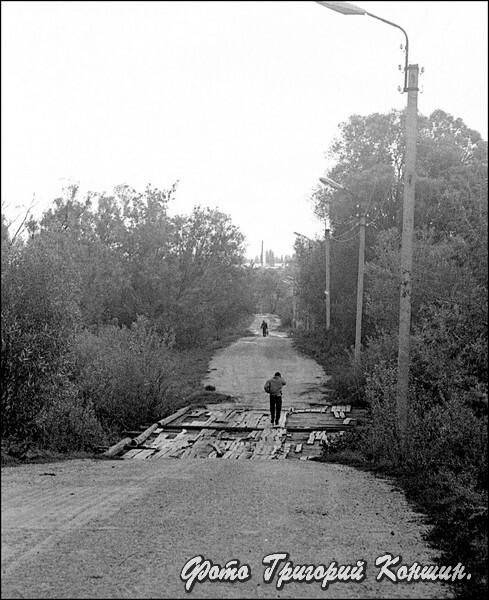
{"left": 319, "top": 176, "right": 365, "bottom": 366}
{"left": 315, "top": 2, "right": 409, "bottom": 91}
{"left": 316, "top": 1, "right": 419, "bottom": 441}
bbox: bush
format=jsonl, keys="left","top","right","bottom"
{"left": 358, "top": 343, "right": 488, "bottom": 598}
{"left": 73, "top": 316, "right": 177, "bottom": 433}
{"left": 34, "top": 381, "right": 107, "bottom": 452}
{"left": 1, "top": 235, "right": 81, "bottom": 439}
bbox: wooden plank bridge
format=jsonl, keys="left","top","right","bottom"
{"left": 105, "top": 403, "right": 367, "bottom": 462}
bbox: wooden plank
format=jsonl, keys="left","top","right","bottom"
{"left": 181, "top": 420, "right": 208, "bottom": 427}
{"left": 281, "top": 443, "right": 292, "bottom": 460}
{"left": 222, "top": 440, "right": 239, "bottom": 459}
{"left": 104, "top": 436, "right": 132, "bottom": 458}
{"left": 155, "top": 443, "right": 181, "bottom": 458}
{"left": 168, "top": 423, "right": 267, "bottom": 432}
{"left": 122, "top": 448, "right": 144, "bottom": 459}
{"left": 295, "top": 443, "right": 303, "bottom": 453}
{"left": 132, "top": 449, "right": 156, "bottom": 460}
{"left": 155, "top": 430, "right": 190, "bottom": 458}
{"left": 158, "top": 405, "right": 191, "bottom": 427}
{"left": 233, "top": 412, "right": 248, "bottom": 427}
{"left": 149, "top": 432, "right": 169, "bottom": 448}
{"left": 179, "top": 445, "right": 195, "bottom": 458}
{"left": 209, "top": 441, "right": 224, "bottom": 457}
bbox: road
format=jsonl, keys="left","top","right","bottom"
{"left": 204, "top": 314, "right": 328, "bottom": 410}
{"left": 1, "top": 315, "right": 451, "bottom": 598}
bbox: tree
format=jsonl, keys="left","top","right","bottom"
{"left": 302, "top": 109, "right": 487, "bottom": 348}
{"left": 1, "top": 183, "right": 255, "bottom": 445}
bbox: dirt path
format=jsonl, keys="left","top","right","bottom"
{"left": 1, "top": 315, "right": 452, "bottom": 598}
{"left": 204, "top": 314, "right": 329, "bottom": 410}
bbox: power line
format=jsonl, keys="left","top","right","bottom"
{"left": 331, "top": 220, "right": 359, "bottom": 241}
{"left": 331, "top": 230, "right": 359, "bottom": 243}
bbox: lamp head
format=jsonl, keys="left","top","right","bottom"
{"left": 315, "top": 1, "right": 366, "bottom": 16}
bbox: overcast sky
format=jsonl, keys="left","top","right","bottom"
{"left": 2, "top": 1, "right": 487, "bottom": 257}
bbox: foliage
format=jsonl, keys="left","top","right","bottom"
{"left": 34, "top": 380, "right": 107, "bottom": 452}
{"left": 72, "top": 317, "right": 176, "bottom": 432}
{"left": 294, "top": 107, "right": 487, "bottom": 597}
{"left": 1, "top": 231, "right": 81, "bottom": 439}
{"left": 252, "top": 266, "right": 293, "bottom": 316}
{"left": 1, "top": 184, "right": 256, "bottom": 452}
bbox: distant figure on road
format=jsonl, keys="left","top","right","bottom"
{"left": 260, "top": 320, "right": 268, "bottom": 337}
{"left": 264, "top": 371, "right": 286, "bottom": 427}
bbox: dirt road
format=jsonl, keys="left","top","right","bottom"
{"left": 1, "top": 315, "right": 452, "bottom": 598}
{"left": 204, "top": 314, "right": 328, "bottom": 410}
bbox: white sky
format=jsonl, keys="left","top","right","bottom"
{"left": 2, "top": 1, "right": 487, "bottom": 258}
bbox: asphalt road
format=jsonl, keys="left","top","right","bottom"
{"left": 1, "top": 315, "right": 452, "bottom": 598}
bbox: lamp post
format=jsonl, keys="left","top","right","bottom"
{"left": 319, "top": 177, "right": 365, "bottom": 366}
{"left": 316, "top": 1, "right": 418, "bottom": 441}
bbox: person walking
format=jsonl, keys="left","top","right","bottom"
{"left": 264, "top": 371, "right": 286, "bottom": 427}
{"left": 260, "top": 320, "right": 268, "bottom": 337}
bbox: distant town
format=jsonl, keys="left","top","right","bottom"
{"left": 251, "top": 242, "right": 293, "bottom": 269}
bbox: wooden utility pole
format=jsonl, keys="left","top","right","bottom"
{"left": 354, "top": 214, "right": 366, "bottom": 365}
{"left": 324, "top": 223, "right": 331, "bottom": 331}
{"left": 396, "top": 64, "right": 419, "bottom": 440}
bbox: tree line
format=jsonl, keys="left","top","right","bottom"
{"left": 1, "top": 184, "right": 259, "bottom": 453}
{"left": 288, "top": 108, "right": 487, "bottom": 597}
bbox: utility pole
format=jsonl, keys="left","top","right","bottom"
{"left": 396, "top": 64, "right": 419, "bottom": 440}
{"left": 260, "top": 240, "right": 264, "bottom": 267}
{"left": 324, "top": 222, "right": 331, "bottom": 330}
{"left": 316, "top": 0, "right": 418, "bottom": 443}
{"left": 354, "top": 213, "right": 366, "bottom": 365}
{"left": 320, "top": 176, "right": 365, "bottom": 364}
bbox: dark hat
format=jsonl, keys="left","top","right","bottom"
{"left": 274, "top": 372, "right": 281, "bottom": 377}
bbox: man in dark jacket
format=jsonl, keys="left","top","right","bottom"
{"left": 264, "top": 371, "right": 286, "bottom": 427}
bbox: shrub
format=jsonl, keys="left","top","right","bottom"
{"left": 34, "top": 381, "right": 107, "bottom": 452}
{"left": 73, "top": 316, "right": 177, "bottom": 433}
{"left": 1, "top": 235, "right": 81, "bottom": 439}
